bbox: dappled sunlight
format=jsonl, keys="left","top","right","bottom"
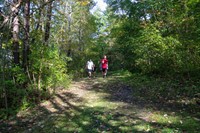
{"left": 1, "top": 0, "right": 200, "bottom": 132}
{"left": 85, "top": 75, "right": 200, "bottom": 132}
{"left": 133, "top": 123, "right": 152, "bottom": 132}
{"left": 1, "top": 74, "right": 199, "bottom": 132}
{"left": 149, "top": 112, "right": 180, "bottom": 124}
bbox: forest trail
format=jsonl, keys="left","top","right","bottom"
{"left": 1, "top": 75, "right": 199, "bottom": 132}
{"left": 1, "top": 76, "right": 153, "bottom": 133}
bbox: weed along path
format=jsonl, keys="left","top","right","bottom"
{"left": 1, "top": 75, "right": 199, "bottom": 132}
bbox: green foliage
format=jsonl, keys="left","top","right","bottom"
{"left": 118, "top": 71, "right": 200, "bottom": 113}
{"left": 1, "top": 0, "right": 200, "bottom": 122}
{"left": 104, "top": 0, "right": 200, "bottom": 77}
{"left": 50, "top": 0, "right": 97, "bottom": 79}
{"left": 133, "top": 25, "right": 182, "bottom": 74}
{"left": 12, "top": 66, "right": 27, "bottom": 84}
{"left": 3, "top": 80, "right": 27, "bottom": 113}
{"left": 29, "top": 41, "right": 71, "bottom": 90}
{"left": 0, "top": 43, "right": 71, "bottom": 118}
{"left": 2, "top": 71, "right": 199, "bottom": 132}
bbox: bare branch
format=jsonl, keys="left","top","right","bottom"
{"left": 11, "top": 0, "right": 22, "bottom": 12}
{"left": 0, "top": 10, "right": 10, "bottom": 29}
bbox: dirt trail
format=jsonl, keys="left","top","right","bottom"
{"left": 0, "top": 77, "right": 163, "bottom": 132}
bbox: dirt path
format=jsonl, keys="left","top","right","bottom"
{"left": 1, "top": 76, "right": 199, "bottom": 133}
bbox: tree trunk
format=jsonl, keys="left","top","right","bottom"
{"left": 67, "top": 6, "right": 72, "bottom": 56}
{"left": 23, "top": 0, "right": 30, "bottom": 70}
{"left": 13, "top": 17, "right": 20, "bottom": 64}
{"left": 44, "top": 0, "right": 53, "bottom": 43}
{"left": 12, "top": 0, "right": 22, "bottom": 65}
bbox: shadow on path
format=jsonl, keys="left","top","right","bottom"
{"left": 0, "top": 76, "right": 199, "bottom": 133}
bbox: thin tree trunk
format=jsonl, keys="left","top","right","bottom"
{"left": 44, "top": 0, "right": 53, "bottom": 43}
{"left": 67, "top": 6, "right": 72, "bottom": 56}
{"left": 12, "top": 0, "right": 22, "bottom": 65}
{"left": 2, "top": 50, "right": 8, "bottom": 117}
{"left": 0, "top": 34, "right": 8, "bottom": 117}
{"left": 13, "top": 17, "right": 20, "bottom": 64}
{"left": 23, "top": 0, "right": 30, "bottom": 70}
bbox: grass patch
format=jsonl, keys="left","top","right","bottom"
{"left": 109, "top": 71, "right": 200, "bottom": 133}
{"left": 1, "top": 71, "right": 199, "bottom": 133}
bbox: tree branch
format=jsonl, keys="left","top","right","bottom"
{"left": 0, "top": 11, "right": 9, "bottom": 29}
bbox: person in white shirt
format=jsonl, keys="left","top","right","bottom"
{"left": 86, "top": 59, "right": 94, "bottom": 78}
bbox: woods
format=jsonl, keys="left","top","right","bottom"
{"left": 0, "top": 0, "right": 95, "bottom": 118}
{"left": 0, "top": 0, "right": 200, "bottom": 129}
{"left": 104, "top": 0, "right": 200, "bottom": 76}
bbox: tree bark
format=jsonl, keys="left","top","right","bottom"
{"left": 12, "top": 0, "right": 22, "bottom": 65}
{"left": 23, "top": 0, "right": 30, "bottom": 70}
{"left": 44, "top": 0, "right": 53, "bottom": 43}
{"left": 67, "top": 6, "right": 72, "bottom": 56}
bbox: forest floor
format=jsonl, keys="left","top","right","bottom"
{"left": 0, "top": 71, "right": 200, "bottom": 133}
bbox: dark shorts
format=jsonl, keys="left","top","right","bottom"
{"left": 102, "top": 68, "right": 107, "bottom": 72}
{"left": 87, "top": 69, "right": 92, "bottom": 72}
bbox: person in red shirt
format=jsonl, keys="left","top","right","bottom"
{"left": 101, "top": 55, "right": 108, "bottom": 78}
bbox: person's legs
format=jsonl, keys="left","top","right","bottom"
{"left": 89, "top": 71, "right": 91, "bottom": 77}
{"left": 88, "top": 69, "right": 92, "bottom": 78}
{"left": 102, "top": 68, "right": 106, "bottom": 78}
{"left": 105, "top": 69, "right": 107, "bottom": 77}
{"left": 102, "top": 69, "right": 104, "bottom": 77}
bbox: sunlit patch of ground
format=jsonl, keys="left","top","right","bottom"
{"left": 0, "top": 73, "right": 199, "bottom": 133}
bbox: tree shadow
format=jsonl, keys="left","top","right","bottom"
{"left": 1, "top": 76, "right": 199, "bottom": 132}
{"left": 90, "top": 78, "right": 200, "bottom": 115}
{"left": 0, "top": 88, "right": 147, "bottom": 133}
{"left": 87, "top": 78, "right": 200, "bottom": 132}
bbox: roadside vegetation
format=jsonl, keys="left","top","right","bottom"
{"left": 0, "top": 0, "right": 200, "bottom": 132}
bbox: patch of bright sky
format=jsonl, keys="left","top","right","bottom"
{"left": 90, "top": 0, "right": 107, "bottom": 14}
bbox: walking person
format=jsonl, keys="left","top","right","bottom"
{"left": 101, "top": 55, "right": 108, "bottom": 78}
{"left": 86, "top": 59, "right": 94, "bottom": 78}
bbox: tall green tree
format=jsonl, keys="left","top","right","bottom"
{"left": 0, "top": 0, "right": 74, "bottom": 118}
{"left": 105, "top": 0, "right": 200, "bottom": 75}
